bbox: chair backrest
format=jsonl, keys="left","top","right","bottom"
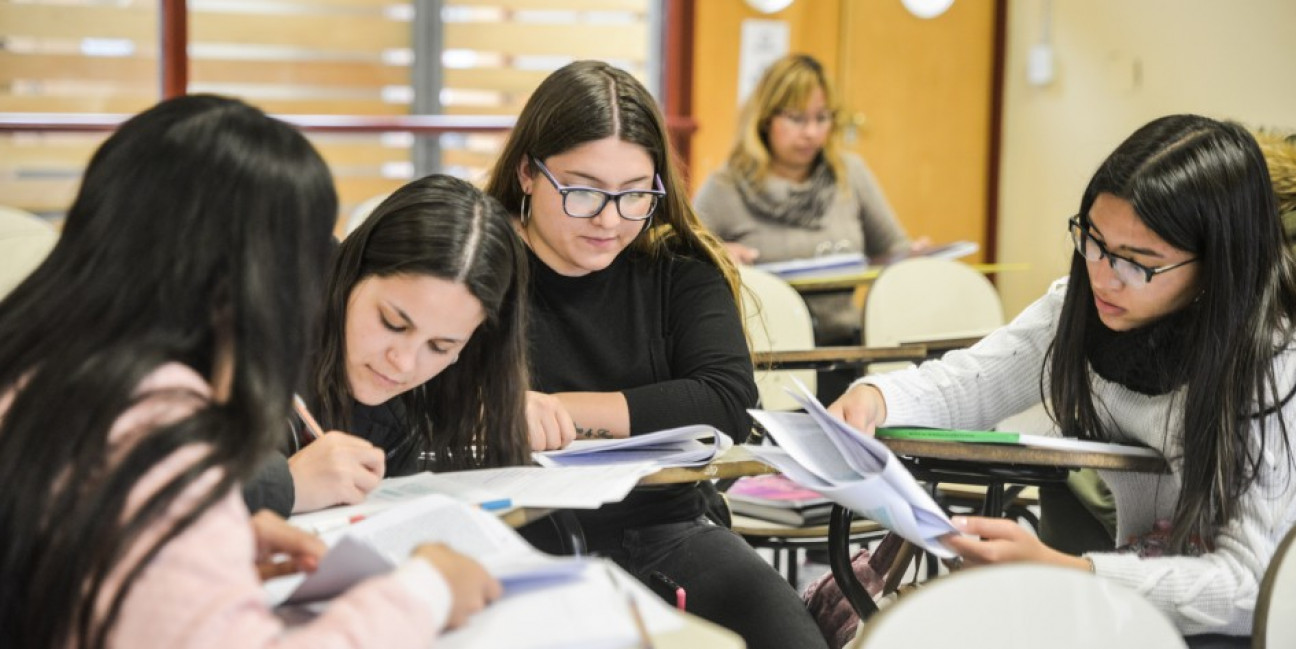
{"left": 1255, "top": 523, "right": 1296, "bottom": 648}
{"left": 0, "top": 205, "right": 58, "bottom": 299}
{"left": 738, "top": 265, "right": 816, "bottom": 411}
{"left": 852, "top": 563, "right": 1186, "bottom": 648}
{"left": 863, "top": 257, "right": 1005, "bottom": 373}
{"left": 342, "top": 193, "right": 390, "bottom": 237}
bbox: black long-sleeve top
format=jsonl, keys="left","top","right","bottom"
{"left": 527, "top": 246, "right": 758, "bottom": 537}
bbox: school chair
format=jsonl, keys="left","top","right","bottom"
{"left": 862, "top": 256, "right": 1004, "bottom": 374}
{"left": 0, "top": 205, "right": 58, "bottom": 299}
{"left": 849, "top": 563, "right": 1187, "bottom": 648}
{"left": 1254, "top": 523, "right": 1296, "bottom": 648}
{"left": 739, "top": 265, "right": 817, "bottom": 410}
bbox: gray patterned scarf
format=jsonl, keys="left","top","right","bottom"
{"left": 733, "top": 159, "right": 837, "bottom": 230}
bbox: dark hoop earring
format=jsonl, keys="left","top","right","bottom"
{"left": 520, "top": 193, "right": 532, "bottom": 226}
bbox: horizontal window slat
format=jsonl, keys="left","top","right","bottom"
{"left": 190, "top": 12, "right": 408, "bottom": 51}
{"left": 449, "top": 0, "right": 647, "bottom": 12}
{"left": 0, "top": 4, "right": 156, "bottom": 41}
{"left": 445, "top": 23, "right": 646, "bottom": 58}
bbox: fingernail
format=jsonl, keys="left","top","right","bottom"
{"left": 952, "top": 516, "right": 968, "bottom": 530}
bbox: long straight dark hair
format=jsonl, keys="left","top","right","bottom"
{"left": 1047, "top": 114, "right": 1296, "bottom": 551}
{"left": 311, "top": 174, "right": 531, "bottom": 470}
{"left": 0, "top": 95, "right": 336, "bottom": 648}
{"left": 483, "top": 60, "right": 743, "bottom": 310}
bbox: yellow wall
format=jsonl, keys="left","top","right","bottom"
{"left": 997, "top": 0, "right": 1296, "bottom": 315}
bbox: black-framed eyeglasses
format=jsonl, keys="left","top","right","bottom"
{"left": 1067, "top": 216, "right": 1198, "bottom": 287}
{"left": 530, "top": 156, "right": 665, "bottom": 221}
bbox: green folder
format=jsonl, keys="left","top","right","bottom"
{"left": 875, "top": 427, "right": 1022, "bottom": 444}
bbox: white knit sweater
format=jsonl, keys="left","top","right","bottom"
{"left": 863, "top": 278, "right": 1296, "bottom": 636}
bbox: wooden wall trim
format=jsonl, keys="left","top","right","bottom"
{"left": 159, "top": 0, "right": 187, "bottom": 99}
{"left": 984, "top": 0, "right": 1007, "bottom": 265}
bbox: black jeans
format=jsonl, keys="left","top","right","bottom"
{"left": 599, "top": 517, "right": 829, "bottom": 649}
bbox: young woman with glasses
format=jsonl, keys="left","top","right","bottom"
{"left": 829, "top": 114, "right": 1296, "bottom": 642}
{"left": 693, "top": 54, "right": 924, "bottom": 348}
{"left": 485, "top": 60, "right": 829, "bottom": 649}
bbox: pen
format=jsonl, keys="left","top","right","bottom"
{"left": 478, "top": 498, "right": 513, "bottom": 512}
{"left": 606, "top": 563, "right": 654, "bottom": 649}
{"left": 292, "top": 394, "right": 324, "bottom": 442}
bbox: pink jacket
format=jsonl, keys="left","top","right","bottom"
{"left": 51, "top": 363, "right": 452, "bottom": 648}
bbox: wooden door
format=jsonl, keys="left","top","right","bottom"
{"left": 836, "top": 0, "right": 998, "bottom": 262}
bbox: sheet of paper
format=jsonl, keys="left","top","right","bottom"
{"left": 437, "top": 560, "right": 684, "bottom": 649}
{"left": 438, "top": 464, "right": 658, "bottom": 509}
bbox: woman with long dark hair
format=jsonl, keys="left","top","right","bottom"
{"left": 0, "top": 96, "right": 497, "bottom": 648}
{"left": 485, "top": 60, "right": 829, "bottom": 649}
{"left": 308, "top": 173, "right": 531, "bottom": 474}
{"left": 831, "top": 114, "right": 1296, "bottom": 640}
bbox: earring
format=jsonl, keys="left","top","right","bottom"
{"left": 520, "top": 193, "right": 532, "bottom": 227}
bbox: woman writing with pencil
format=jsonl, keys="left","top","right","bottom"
{"left": 245, "top": 173, "right": 533, "bottom": 515}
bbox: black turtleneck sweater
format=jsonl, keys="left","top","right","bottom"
{"left": 526, "top": 247, "right": 757, "bottom": 537}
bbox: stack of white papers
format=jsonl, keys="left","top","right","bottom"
{"left": 745, "top": 380, "right": 958, "bottom": 557}
{"left": 533, "top": 424, "right": 733, "bottom": 469}
{"left": 289, "top": 463, "right": 657, "bottom": 535}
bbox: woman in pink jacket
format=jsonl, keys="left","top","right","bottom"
{"left": 0, "top": 95, "right": 498, "bottom": 649}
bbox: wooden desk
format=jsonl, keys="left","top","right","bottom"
{"left": 638, "top": 445, "right": 777, "bottom": 486}
{"left": 654, "top": 611, "right": 746, "bottom": 648}
{"left": 827, "top": 439, "right": 1169, "bottom": 622}
{"left": 752, "top": 345, "right": 930, "bottom": 371}
{"left": 785, "top": 262, "right": 1030, "bottom": 295}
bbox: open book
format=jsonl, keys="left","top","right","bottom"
{"left": 726, "top": 474, "right": 834, "bottom": 526}
{"left": 745, "top": 381, "right": 958, "bottom": 558}
{"left": 532, "top": 424, "right": 733, "bottom": 468}
{"left": 270, "top": 494, "right": 585, "bottom": 606}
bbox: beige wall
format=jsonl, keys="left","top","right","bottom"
{"left": 997, "top": 0, "right": 1296, "bottom": 316}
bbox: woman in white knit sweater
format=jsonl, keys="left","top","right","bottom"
{"left": 830, "top": 114, "right": 1296, "bottom": 642}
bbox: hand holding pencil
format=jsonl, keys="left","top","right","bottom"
{"left": 285, "top": 395, "right": 387, "bottom": 514}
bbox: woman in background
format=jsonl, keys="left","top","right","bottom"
{"left": 0, "top": 96, "right": 497, "bottom": 648}
{"left": 486, "top": 59, "right": 828, "bottom": 649}
{"left": 694, "top": 53, "right": 921, "bottom": 349}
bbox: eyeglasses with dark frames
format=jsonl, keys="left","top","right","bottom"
{"left": 530, "top": 156, "right": 665, "bottom": 221}
{"left": 1067, "top": 216, "right": 1198, "bottom": 287}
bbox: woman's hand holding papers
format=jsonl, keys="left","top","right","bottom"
{"left": 288, "top": 431, "right": 386, "bottom": 513}
{"left": 943, "top": 516, "right": 1093, "bottom": 572}
{"left": 413, "top": 543, "right": 502, "bottom": 629}
{"left": 525, "top": 391, "right": 577, "bottom": 451}
{"left": 827, "top": 384, "right": 888, "bottom": 437}
{"left": 251, "top": 510, "right": 327, "bottom": 580}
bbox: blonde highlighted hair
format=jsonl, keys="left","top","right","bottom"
{"left": 727, "top": 54, "right": 846, "bottom": 187}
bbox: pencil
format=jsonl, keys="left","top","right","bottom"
{"left": 605, "top": 563, "right": 654, "bottom": 649}
{"left": 292, "top": 394, "right": 324, "bottom": 442}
